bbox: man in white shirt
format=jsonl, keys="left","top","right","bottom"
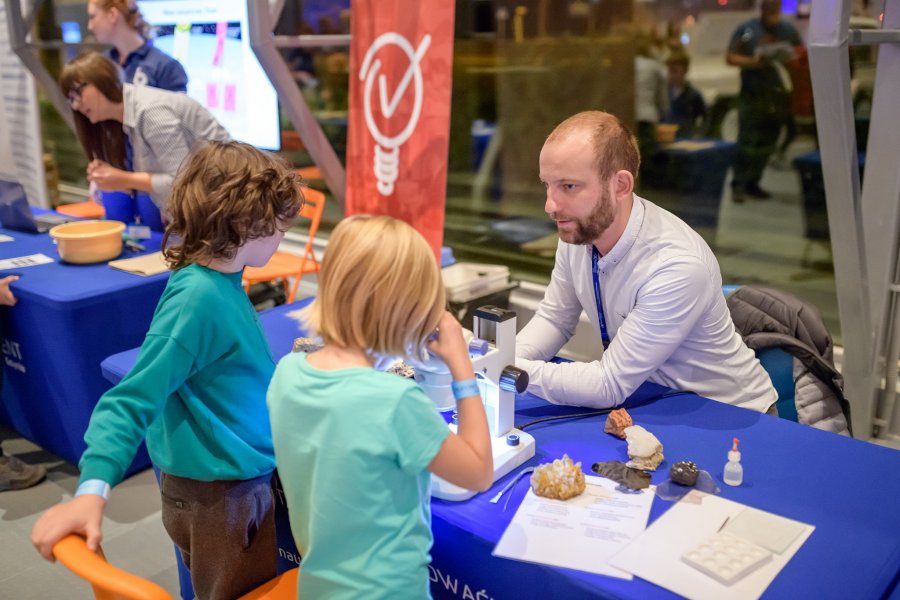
{"left": 516, "top": 111, "right": 776, "bottom": 412}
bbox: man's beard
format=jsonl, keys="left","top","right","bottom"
{"left": 550, "top": 189, "right": 615, "bottom": 245}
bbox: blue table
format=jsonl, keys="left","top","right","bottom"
{"left": 101, "top": 303, "right": 900, "bottom": 599}
{"left": 431, "top": 388, "right": 900, "bottom": 599}
{"left": 641, "top": 139, "right": 738, "bottom": 230}
{"left": 0, "top": 222, "right": 168, "bottom": 472}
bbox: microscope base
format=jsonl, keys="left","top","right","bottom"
{"left": 431, "top": 428, "right": 536, "bottom": 501}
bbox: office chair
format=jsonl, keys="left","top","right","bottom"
{"left": 243, "top": 188, "right": 326, "bottom": 304}
{"left": 52, "top": 534, "right": 299, "bottom": 600}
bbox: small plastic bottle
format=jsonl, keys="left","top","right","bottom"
{"left": 723, "top": 437, "right": 743, "bottom": 486}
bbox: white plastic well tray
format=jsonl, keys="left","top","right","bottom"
{"left": 442, "top": 262, "right": 510, "bottom": 303}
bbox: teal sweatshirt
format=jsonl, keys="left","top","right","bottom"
{"left": 78, "top": 264, "right": 276, "bottom": 486}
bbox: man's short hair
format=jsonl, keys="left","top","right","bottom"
{"left": 545, "top": 111, "right": 641, "bottom": 181}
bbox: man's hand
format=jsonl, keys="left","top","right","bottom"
{"left": 0, "top": 275, "right": 19, "bottom": 306}
{"left": 87, "top": 160, "right": 128, "bottom": 192}
{"left": 31, "top": 495, "right": 106, "bottom": 562}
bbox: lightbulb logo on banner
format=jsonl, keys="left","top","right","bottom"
{"left": 359, "top": 33, "right": 431, "bottom": 196}
{"left": 347, "top": 2, "right": 456, "bottom": 259}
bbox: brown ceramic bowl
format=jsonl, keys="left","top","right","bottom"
{"left": 49, "top": 220, "right": 125, "bottom": 264}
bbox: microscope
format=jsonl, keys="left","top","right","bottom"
{"left": 414, "top": 306, "right": 535, "bottom": 501}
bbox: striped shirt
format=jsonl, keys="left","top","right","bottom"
{"left": 122, "top": 83, "right": 230, "bottom": 210}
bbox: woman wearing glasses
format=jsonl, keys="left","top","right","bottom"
{"left": 60, "top": 52, "right": 229, "bottom": 215}
{"left": 87, "top": 0, "right": 187, "bottom": 93}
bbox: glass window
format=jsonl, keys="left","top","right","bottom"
{"left": 439, "top": 0, "right": 847, "bottom": 342}
{"left": 43, "top": 0, "right": 872, "bottom": 343}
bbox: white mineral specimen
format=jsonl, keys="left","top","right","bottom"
{"left": 624, "top": 425, "right": 664, "bottom": 471}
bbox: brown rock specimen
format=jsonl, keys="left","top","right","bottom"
{"left": 604, "top": 408, "right": 633, "bottom": 439}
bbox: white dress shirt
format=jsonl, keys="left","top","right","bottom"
{"left": 516, "top": 196, "right": 777, "bottom": 412}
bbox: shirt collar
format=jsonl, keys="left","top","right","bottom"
{"left": 122, "top": 83, "right": 136, "bottom": 133}
{"left": 110, "top": 42, "right": 152, "bottom": 65}
{"left": 595, "top": 195, "right": 644, "bottom": 268}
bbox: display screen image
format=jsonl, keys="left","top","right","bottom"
{"left": 137, "top": 0, "right": 280, "bottom": 150}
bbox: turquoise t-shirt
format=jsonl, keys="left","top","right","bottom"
{"left": 268, "top": 352, "right": 450, "bottom": 599}
{"left": 79, "top": 264, "right": 276, "bottom": 486}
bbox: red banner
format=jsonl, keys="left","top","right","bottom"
{"left": 346, "top": 1, "right": 456, "bottom": 260}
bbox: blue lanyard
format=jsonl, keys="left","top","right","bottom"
{"left": 591, "top": 246, "right": 610, "bottom": 349}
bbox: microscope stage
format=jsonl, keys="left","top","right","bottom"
{"left": 431, "top": 427, "right": 536, "bottom": 501}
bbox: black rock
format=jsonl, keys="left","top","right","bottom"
{"left": 669, "top": 461, "right": 699, "bottom": 486}
{"left": 591, "top": 461, "right": 651, "bottom": 490}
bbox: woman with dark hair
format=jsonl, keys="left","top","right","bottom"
{"left": 87, "top": 0, "right": 187, "bottom": 92}
{"left": 60, "top": 52, "right": 230, "bottom": 214}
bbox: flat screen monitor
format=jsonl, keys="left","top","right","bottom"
{"left": 60, "top": 22, "right": 82, "bottom": 43}
{"left": 136, "top": 0, "right": 281, "bottom": 150}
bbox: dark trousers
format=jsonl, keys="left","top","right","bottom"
{"left": 160, "top": 471, "right": 277, "bottom": 600}
{"left": 732, "top": 94, "right": 788, "bottom": 190}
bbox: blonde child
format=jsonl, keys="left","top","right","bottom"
{"left": 268, "top": 215, "right": 493, "bottom": 598}
{"left": 32, "top": 141, "right": 303, "bottom": 600}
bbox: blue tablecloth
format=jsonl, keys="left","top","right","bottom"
{"left": 430, "top": 388, "right": 900, "bottom": 599}
{"left": 101, "top": 303, "right": 900, "bottom": 599}
{"left": 641, "top": 139, "right": 738, "bottom": 230}
{"left": 0, "top": 222, "right": 168, "bottom": 472}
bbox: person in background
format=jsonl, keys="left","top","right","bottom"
{"left": 0, "top": 275, "right": 46, "bottom": 492}
{"left": 726, "top": 0, "right": 802, "bottom": 202}
{"left": 31, "top": 141, "right": 304, "bottom": 600}
{"left": 268, "top": 215, "right": 493, "bottom": 598}
{"left": 634, "top": 33, "right": 670, "bottom": 162}
{"left": 87, "top": 0, "right": 187, "bottom": 92}
{"left": 516, "top": 111, "right": 777, "bottom": 413}
{"left": 60, "top": 52, "right": 229, "bottom": 215}
{"left": 664, "top": 50, "right": 707, "bottom": 138}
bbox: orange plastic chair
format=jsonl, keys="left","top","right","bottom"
{"left": 295, "top": 166, "right": 322, "bottom": 181}
{"left": 281, "top": 130, "right": 305, "bottom": 151}
{"left": 238, "top": 568, "right": 299, "bottom": 600}
{"left": 52, "top": 534, "right": 299, "bottom": 600}
{"left": 243, "top": 188, "right": 326, "bottom": 304}
{"left": 56, "top": 199, "right": 105, "bottom": 219}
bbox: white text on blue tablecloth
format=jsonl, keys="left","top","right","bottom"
{"left": 2, "top": 338, "right": 25, "bottom": 373}
{"left": 429, "top": 566, "right": 496, "bottom": 600}
{"left": 0, "top": 253, "right": 53, "bottom": 270}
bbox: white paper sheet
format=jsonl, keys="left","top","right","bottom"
{"left": 0, "top": 253, "right": 53, "bottom": 270}
{"left": 609, "top": 490, "right": 814, "bottom": 600}
{"left": 492, "top": 475, "right": 654, "bottom": 579}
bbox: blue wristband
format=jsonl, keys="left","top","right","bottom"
{"left": 451, "top": 379, "right": 480, "bottom": 401}
{"left": 76, "top": 479, "right": 111, "bottom": 500}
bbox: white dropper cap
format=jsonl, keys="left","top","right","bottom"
{"left": 728, "top": 437, "right": 741, "bottom": 461}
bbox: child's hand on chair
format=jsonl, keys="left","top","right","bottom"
{"left": 32, "top": 494, "right": 106, "bottom": 561}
